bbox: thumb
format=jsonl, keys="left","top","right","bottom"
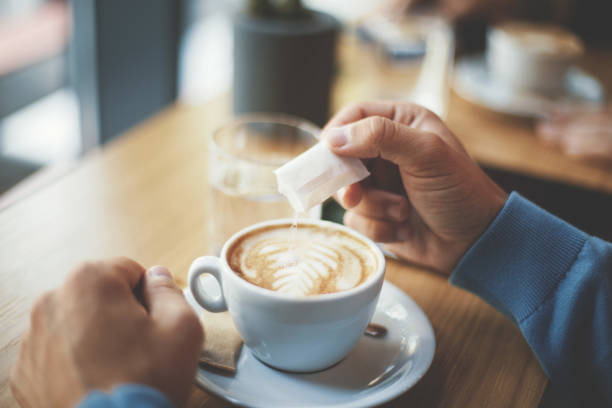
{"left": 143, "top": 266, "right": 196, "bottom": 332}
{"left": 323, "top": 116, "right": 447, "bottom": 170}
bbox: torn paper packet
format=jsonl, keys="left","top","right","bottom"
{"left": 274, "top": 142, "right": 370, "bottom": 212}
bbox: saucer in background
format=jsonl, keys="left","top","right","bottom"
{"left": 454, "top": 55, "right": 606, "bottom": 118}
{"left": 184, "top": 280, "right": 435, "bottom": 408}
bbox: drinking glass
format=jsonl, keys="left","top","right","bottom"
{"left": 208, "top": 114, "right": 320, "bottom": 254}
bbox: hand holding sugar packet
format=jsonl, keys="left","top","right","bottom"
{"left": 274, "top": 141, "right": 370, "bottom": 212}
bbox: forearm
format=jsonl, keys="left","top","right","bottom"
{"left": 451, "top": 192, "right": 612, "bottom": 405}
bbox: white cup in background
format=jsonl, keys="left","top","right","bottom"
{"left": 487, "top": 22, "right": 583, "bottom": 95}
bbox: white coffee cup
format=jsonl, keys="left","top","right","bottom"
{"left": 188, "top": 218, "right": 386, "bottom": 372}
{"left": 487, "top": 22, "right": 583, "bottom": 95}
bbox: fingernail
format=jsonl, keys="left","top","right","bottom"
{"left": 325, "top": 127, "right": 348, "bottom": 148}
{"left": 147, "top": 265, "right": 172, "bottom": 281}
{"left": 387, "top": 204, "right": 407, "bottom": 221}
{"left": 396, "top": 226, "right": 411, "bottom": 241}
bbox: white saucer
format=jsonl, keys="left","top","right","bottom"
{"left": 184, "top": 281, "right": 435, "bottom": 408}
{"left": 454, "top": 55, "right": 606, "bottom": 118}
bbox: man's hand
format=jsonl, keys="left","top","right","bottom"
{"left": 324, "top": 101, "right": 508, "bottom": 274}
{"left": 10, "top": 258, "right": 203, "bottom": 407}
{"left": 537, "top": 108, "right": 612, "bottom": 164}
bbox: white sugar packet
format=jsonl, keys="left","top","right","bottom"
{"left": 275, "top": 142, "right": 370, "bottom": 212}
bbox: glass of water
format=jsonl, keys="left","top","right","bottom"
{"left": 208, "top": 114, "right": 321, "bottom": 254}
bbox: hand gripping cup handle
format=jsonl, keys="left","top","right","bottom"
{"left": 188, "top": 256, "right": 228, "bottom": 313}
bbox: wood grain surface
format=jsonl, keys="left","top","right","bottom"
{"left": 0, "top": 95, "right": 547, "bottom": 407}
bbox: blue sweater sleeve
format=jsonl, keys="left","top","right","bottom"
{"left": 77, "top": 384, "right": 173, "bottom": 408}
{"left": 451, "top": 192, "right": 612, "bottom": 406}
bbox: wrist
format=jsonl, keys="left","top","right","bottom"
{"left": 446, "top": 181, "right": 508, "bottom": 274}
{"left": 471, "top": 180, "right": 508, "bottom": 253}
{"left": 488, "top": 183, "right": 510, "bottom": 227}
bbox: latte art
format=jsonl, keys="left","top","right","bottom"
{"left": 228, "top": 225, "right": 377, "bottom": 297}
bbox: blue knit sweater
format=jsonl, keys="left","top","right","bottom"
{"left": 79, "top": 193, "right": 611, "bottom": 407}
{"left": 451, "top": 192, "right": 611, "bottom": 406}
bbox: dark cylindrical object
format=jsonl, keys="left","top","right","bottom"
{"left": 233, "top": 11, "right": 339, "bottom": 127}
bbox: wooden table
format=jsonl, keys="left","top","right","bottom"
{"left": 0, "top": 92, "right": 548, "bottom": 407}
{"left": 5, "top": 35, "right": 611, "bottom": 408}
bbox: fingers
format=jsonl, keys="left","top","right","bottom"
{"left": 9, "top": 363, "right": 33, "bottom": 408}
{"left": 63, "top": 258, "right": 146, "bottom": 307}
{"left": 29, "top": 291, "right": 55, "bottom": 329}
{"left": 336, "top": 184, "right": 363, "bottom": 208}
{"left": 325, "top": 116, "right": 448, "bottom": 172}
{"left": 537, "top": 108, "right": 612, "bottom": 140}
{"left": 332, "top": 154, "right": 405, "bottom": 212}
{"left": 537, "top": 117, "right": 612, "bottom": 160}
{"left": 143, "top": 266, "right": 202, "bottom": 338}
{"left": 142, "top": 265, "right": 182, "bottom": 316}
{"left": 325, "top": 101, "right": 465, "bottom": 153}
{"left": 536, "top": 122, "right": 560, "bottom": 145}
{"left": 562, "top": 128, "right": 612, "bottom": 158}
{"left": 342, "top": 188, "right": 410, "bottom": 222}
{"left": 326, "top": 100, "right": 436, "bottom": 131}
{"left": 66, "top": 257, "right": 146, "bottom": 293}
{"left": 325, "top": 100, "right": 398, "bottom": 129}
{"left": 105, "top": 257, "right": 147, "bottom": 289}
{"left": 344, "top": 211, "right": 411, "bottom": 243}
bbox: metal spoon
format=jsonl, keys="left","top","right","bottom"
{"left": 364, "top": 323, "right": 387, "bottom": 338}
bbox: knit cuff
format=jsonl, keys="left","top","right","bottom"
{"left": 450, "top": 192, "right": 588, "bottom": 322}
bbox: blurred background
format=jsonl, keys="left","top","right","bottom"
{"left": 0, "top": 0, "right": 369, "bottom": 193}
{"left": 0, "top": 0, "right": 610, "bottom": 239}
{"left": 0, "top": 0, "right": 233, "bottom": 193}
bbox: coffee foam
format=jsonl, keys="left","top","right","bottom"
{"left": 228, "top": 224, "right": 377, "bottom": 297}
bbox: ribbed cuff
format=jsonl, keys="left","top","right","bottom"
{"left": 450, "top": 192, "right": 588, "bottom": 323}
{"left": 78, "top": 384, "right": 173, "bottom": 408}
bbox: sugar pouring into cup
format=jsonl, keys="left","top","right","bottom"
{"left": 188, "top": 219, "right": 385, "bottom": 372}
{"left": 274, "top": 132, "right": 370, "bottom": 214}
{"left": 207, "top": 114, "right": 323, "bottom": 255}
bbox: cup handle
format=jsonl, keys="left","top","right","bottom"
{"left": 188, "top": 256, "right": 227, "bottom": 312}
